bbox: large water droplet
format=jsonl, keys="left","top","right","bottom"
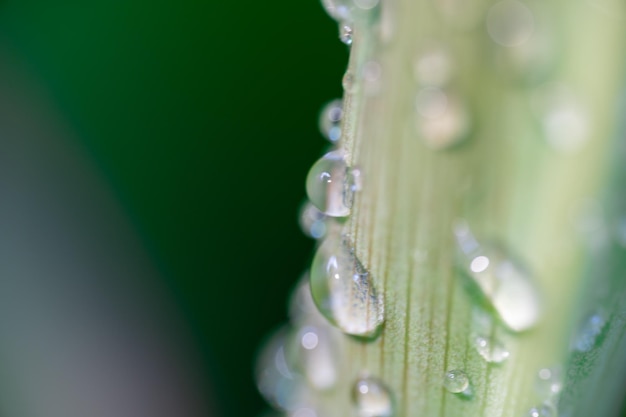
{"left": 454, "top": 222, "right": 541, "bottom": 332}
{"left": 310, "top": 234, "right": 384, "bottom": 337}
{"left": 255, "top": 327, "right": 306, "bottom": 411}
{"left": 320, "top": 0, "right": 354, "bottom": 21}
{"left": 339, "top": 21, "right": 354, "bottom": 45}
{"left": 413, "top": 44, "right": 453, "bottom": 87}
{"left": 299, "top": 201, "right": 329, "bottom": 240}
{"left": 306, "top": 151, "right": 352, "bottom": 217}
{"left": 443, "top": 369, "right": 470, "bottom": 393}
{"left": 352, "top": 375, "right": 393, "bottom": 417}
{"left": 294, "top": 325, "right": 340, "bottom": 390}
{"left": 415, "top": 90, "right": 470, "bottom": 150}
{"left": 474, "top": 336, "right": 510, "bottom": 363}
{"left": 486, "top": 0, "right": 535, "bottom": 47}
{"left": 528, "top": 402, "right": 557, "bottom": 417}
{"left": 318, "top": 99, "right": 343, "bottom": 143}
{"left": 571, "top": 310, "right": 606, "bottom": 352}
{"left": 535, "top": 367, "right": 562, "bottom": 399}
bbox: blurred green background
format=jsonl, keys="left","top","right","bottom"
{"left": 0, "top": 1, "right": 347, "bottom": 416}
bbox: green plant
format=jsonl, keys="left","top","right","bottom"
{"left": 256, "top": 1, "right": 626, "bottom": 416}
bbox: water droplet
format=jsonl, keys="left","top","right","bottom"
{"left": 342, "top": 71, "right": 357, "bottom": 93}
{"left": 255, "top": 327, "right": 306, "bottom": 411}
{"left": 318, "top": 99, "right": 343, "bottom": 143}
{"left": 474, "top": 336, "right": 510, "bottom": 363}
{"left": 306, "top": 150, "right": 352, "bottom": 217}
{"left": 339, "top": 22, "right": 354, "bottom": 45}
{"left": 295, "top": 325, "right": 340, "bottom": 390}
{"left": 413, "top": 44, "right": 453, "bottom": 87}
{"left": 354, "top": 0, "right": 379, "bottom": 10}
{"left": 531, "top": 84, "right": 591, "bottom": 153}
{"left": 310, "top": 233, "right": 384, "bottom": 337}
{"left": 416, "top": 91, "right": 470, "bottom": 150}
{"left": 299, "top": 201, "right": 329, "bottom": 240}
{"left": 320, "top": 0, "right": 354, "bottom": 21}
{"left": 528, "top": 402, "right": 557, "bottom": 417}
{"left": 535, "top": 367, "right": 562, "bottom": 398}
{"left": 352, "top": 375, "right": 393, "bottom": 417}
{"left": 486, "top": 0, "right": 535, "bottom": 47}
{"left": 571, "top": 310, "right": 606, "bottom": 352}
{"left": 443, "top": 369, "right": 470, "bottom": 394}
{"left": 454, "top": 223, "right": 541, "bottom": 332}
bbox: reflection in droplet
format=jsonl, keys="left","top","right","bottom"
{"left": 486, "top": 0, "right": 535, "bottom": 47}
{"left": 306, "top": 150, "right": 351, "bottom": 217}
{"left": 299, "top": 201, "right": 329, "bottom": 240}
{"left": 416, "top": 92, "right": 470, "bottom": 150}
{"left": 413, "top": 44, "right": 453, "bottom": 87}
{"left": 352, "top": 375, "right": 393, "bottom": 417}
{"left": 571, "top": 310, "right": 606, "bottom": 352}
{"left": 320, "top": 0, "right": 354, "bottom": 21}
{"left": 443, "top": 369, "right": 470, "bottom": 393}
{"left": 255, "top": 327, "right": 305, "bottom": 411}
{"left": 535, "top": 367, "right": 562, "bottom": 398}
{"left": 454, "top": 222, "right": 541, "bottom": 332}
{"left": 318, "top": 99, "right": 343, "bottom": 143}
{"left": 339, "top": 22, "right": 354, "bottom": 45}
{"left": 310, "top": 233, "right": 385, "bottom": 337}
{"left": 296, "top": 325, "right": 340, "bottom": 390}
{"left": 474, "top": 336, "right": 510, "bottom": 363}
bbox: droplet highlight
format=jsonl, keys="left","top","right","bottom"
{"left": 454, "top": 222, "right": 541, "bottom": 332}
{"left": 318, "top": 99, "right": 343, "bottom": 143}
{"left": 486, "top": 0, "right": 535, "bottom": 47}
{"left": 310, "top": 233, "right": 384, "bottom": 337}
{"left": 306, "top": 150, "right": 352, "bottom": 217}
{"left": 474, "top": 336, "right": 510, "bottom": 363}
{"left": 352, "top": 375, "right": 393, "bottom": 417}
{"left": 443, "top": 369, "right": 470, "bottom": 394}
{"left": 339, "top": 22, "right": 354, "bottom": 45}
{"left": 295, "top": 325, "right": 340, "bottom": 390}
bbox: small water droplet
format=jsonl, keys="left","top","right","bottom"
{"left": 416, "top": 90, "right": 470, "bottom": 150}
{"left": 531, "top": 84, "right": 590, "bottom": 153}
{"left": 342, "top": 71, "right": 357, "bottom": 93}
{"left": 255, "top": 327, "right": 306, "bottom": 411}
{"left": 454, "top": 223, "right": 541, "bottom": 332}
{"left": 310, "top": 233, "right": 384, "bottom": 337}
{"left": 535, "top": 367, "right": 562, "bottom": 398}
{"left": 306, "top": 150, "right": 352, "bottom": 217}
{"left": 413, "top": 44, "right": 453, "bottom": 87}
{"left": 295, "top": 325, "right": 340, "bottom": 390}
{"left": 528, "top": 402, "right": 557, "bottom": 417}
{"left": 486, "top": 0, "right": 535, "bottom": 47}
{"left": 474, "top": 336, "right": 510, "bottom": 363}
{"left": 318, "top": 99, "right": 343, "bottom": 143}
{"left": 571, "top": 310, "right": 606, "bottom": 352}
{"left": 320, "top": 0, "right": 354, "bottom": 21}
{"left": 443, "top": 369, "right": 470, "bottom": 394}
{"left": 352, "top": 375, "right": 393, "bottom": 417}
{"left": 299, "top": 201, "right": 329, "bottom": 240}
{"left": 339, "top": 22, "right": 354, "bottom": 45}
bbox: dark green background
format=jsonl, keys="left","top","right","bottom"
{"left": 0, "top": 1, "right": 346, "bottom": 416}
